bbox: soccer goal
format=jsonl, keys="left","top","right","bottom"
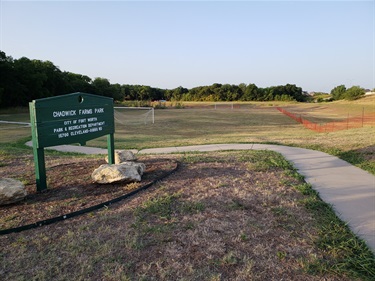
{"left": 213, "top": 103, "right": 235, "bottom": 110}
{"left": 114, "top": 107, "right": 155, "bottom": 126}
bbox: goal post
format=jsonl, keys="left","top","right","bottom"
{"left": 114, "top": 107, "right": 155, "bottom": 125}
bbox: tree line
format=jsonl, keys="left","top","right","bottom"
{"left": 0, "top": 51, "right": 366, "bottom": 108}
{"left": 330, "top": 85, "right": 367, "bottom": 101}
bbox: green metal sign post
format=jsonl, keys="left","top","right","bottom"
{"left": 29, "top": 92, "right": 115, "bottom": 192}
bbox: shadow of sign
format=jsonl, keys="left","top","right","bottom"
{"left": 29, "top": 92, "right": 115, "bottom": 191}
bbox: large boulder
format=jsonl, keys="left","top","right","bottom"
{"left": 119, "top": 161, "right": 146, "bottom": 175}
{"left": 105, "top": 150, "right": 137, "bottom": 164}
{"left": 92, "top": 162, "right": 146, "bottom": 184}
{"left": 0, "top": 178, "right": 27, "bottom": 205}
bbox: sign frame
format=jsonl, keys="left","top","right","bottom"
{"left": 29, "top": 92, "right": 115, "bottom": 191}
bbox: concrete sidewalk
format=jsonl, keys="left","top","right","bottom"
{"left": 26, "top": 142, "right": 375, "bottom": 253}
{"left": 25, "top": 141, "right": 109, "bottom": 154}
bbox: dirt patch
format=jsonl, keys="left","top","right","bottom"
{"left": 0, "top": 155, "right": 177, "bottom": 230}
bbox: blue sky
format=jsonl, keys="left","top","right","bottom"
{"left": 1, "top": 1, "right": 374, "bottom": 93}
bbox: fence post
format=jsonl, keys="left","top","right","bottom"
{"left": 347, "top": 113, "right": 349, "bottom": 130}
{"left": 362, "top": 107, "right": 364, "bottom": 127}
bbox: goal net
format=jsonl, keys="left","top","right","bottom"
{"left": 114, "top": 107, "right": 154, "bottom": 126}
{"left": 212, "top": 103, "right": 235, "bottom": 110}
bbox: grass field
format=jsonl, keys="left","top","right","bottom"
{"left": 1, "top": 97, "right": 374, "bottom": 173}
{"left": 108, "top": 97, "right": 375, "bottom": 174}
{"left": 110, "top": 104, "right": 374, "bottom": 150}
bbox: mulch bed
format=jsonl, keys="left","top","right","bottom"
{"left": 0, "top": 155, "right": 178, "bottom": 230}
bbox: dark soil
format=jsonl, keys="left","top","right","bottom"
{"left": 0, "top": 155, "right": 178, "bottom": 230}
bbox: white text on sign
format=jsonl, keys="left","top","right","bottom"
{"left": 52, "top": 108, "right": 104, "bottom": 118}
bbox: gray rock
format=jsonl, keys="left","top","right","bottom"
{"left": 105, "top": 150, "right": 137, "bottom": 164}
{"left": 0, "top": 178, "right": 27, "bottom": 205}
{"left": 120, "top": 161, "right": 146, "bottom": 175}
{"left": 92, "top": 162, "right": 146, "bottom": 184}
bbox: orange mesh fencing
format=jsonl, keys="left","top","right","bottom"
{"left": 276, "top": 107, "right": 375, "bottom": 133}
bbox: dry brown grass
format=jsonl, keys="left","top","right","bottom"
{"left": 0, "top": 151, "right": 359, "bottom": 280}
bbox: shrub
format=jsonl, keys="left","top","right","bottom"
{"left": 344, "top": 86, "right": 365, "bottom": 101}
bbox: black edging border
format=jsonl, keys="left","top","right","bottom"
{"left": 0, "top": 161, "right": 180, "bottom": 235}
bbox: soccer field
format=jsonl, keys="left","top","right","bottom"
{"left": 0, "top": 100, "right": 374, "bottom": 153}
{"left": 91, "top": 102, "right": 374, "bottom": 152}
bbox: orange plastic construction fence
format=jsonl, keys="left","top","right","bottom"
{"left": 276, "top": 107, "right": 375, "bottom": 133}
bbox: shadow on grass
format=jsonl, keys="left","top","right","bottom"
{"left": 335, "top": 145, "right": 375, "bottom": 175}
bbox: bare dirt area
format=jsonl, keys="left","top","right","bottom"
{"left": 0, "top": 154, "right": 177, "bottom": 230}
{"left": 0, "top": 151, "right": 357, "bottom": 280}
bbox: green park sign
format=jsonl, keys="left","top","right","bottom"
{"left": 29, "top": 92, "right": 115, "bottom": 191}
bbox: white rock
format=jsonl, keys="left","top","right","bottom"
{"left": 0, "top": 178, "right": 27, "bottom": 205}
{"left": 105, "top": 150, "right": 137, "bottom": 164}
{"left": 91, "top": 162, "right": 146, "bottom": 184}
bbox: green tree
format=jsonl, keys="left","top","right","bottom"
{"left": 110, "top": 83, "right": 122, "bottom": 101}
{"left": 63, "top": 72, "right": 93, "bottom": 93}
{"left": 220, "top": 84, "right": 241, "bottom": 101}
{"left": 13, "top": 57, "right": 49, "bottom": 103}
{"left": 344, "top": 86, "right": 365, "bottom": 100}
{"left": 171, "top": 86, "right": 188, "bottom": 101}
{"left": 262, "top": 87, "right": 274, "bottom": 101}
{"left": 238, "top": 83, "right": 247, "bottom": 96}
{"left": 330, "top": 85, "right": 346, "bottom": 100}
{"left": 92, "top": 77, "right": 115, "bottom": 97}
{"left": 186, "top": 87, "right": 200, "bottom": 101}
{"left": 0, "top": 51, "right": 16, "bottom": 107}
{"left": 283, "top": 84, "right": 305, "bottom": 102}
{"left": 242, "top": 83, "right": 259, "bottom": 101}
{"left": 139, "top": 85, "right": 152, "bottom": 101}
{"left": 199, "top": 87, "right": 215, "bottom": 101}
{"left": 35, "top": 60, "right": 67, "bottom": 97}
